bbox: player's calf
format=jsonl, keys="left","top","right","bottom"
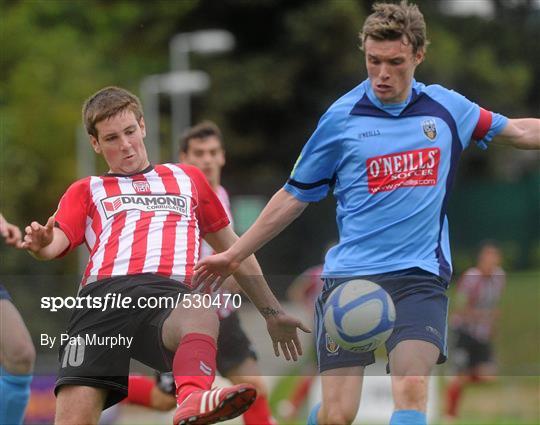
{"left": 319, "top": 389, "right": 360, "bottom": 425}
{"left": 318, "top": 369, "right": 363, "bottom": 425}
{"left": 391, "top": 375, "right": 429, "bottom": 411}
{"left": 162, "top": 304, "right": 219, "bottom": 352}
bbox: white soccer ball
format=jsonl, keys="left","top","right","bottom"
{"left": 323, "top": 279, "right": 396, "bottom": 352}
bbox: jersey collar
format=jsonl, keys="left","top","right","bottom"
{"left": 105, "top": 164, "right": 154, "bottom": 177}
{"left": 351, "top": 79, "right": 423, "bottom": 118}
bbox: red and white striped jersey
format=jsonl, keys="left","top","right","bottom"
{"left": 452, "top": 266, "right": 506, "bottom": 341}
{"left": 199, "top": 185, "right": 233, "bottom": 259}
{"left": 54, "top": 164, "right": 229, "bottom": 287}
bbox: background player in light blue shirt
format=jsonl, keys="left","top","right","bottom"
{"left": 195, "top": 2, "right": 540, "bottom": 424}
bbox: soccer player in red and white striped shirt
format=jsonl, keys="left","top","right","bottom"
{"left": 127, "top": 121, "right": 277, "bottom": 425}
{"left": 21, "top": 87, "right": 308, "bottom": 425}
{"left": 445, "top": 241, "right": 506, "bottom": 420}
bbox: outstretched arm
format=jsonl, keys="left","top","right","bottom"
{"left": 492, "top": 118, "right": 540, "bottom": 149}
{"left": 21, "top": 216, "right": 70, "bottom": 260}
{"left": 203, "top": 225, "right": 310, "bottom": 360}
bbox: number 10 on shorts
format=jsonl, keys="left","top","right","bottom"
{"left": 61, "top": 337, "right": 86, "bottom": 368}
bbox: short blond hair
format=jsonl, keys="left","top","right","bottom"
{"left": 360, "top": 1, "right": 429, "bottom": 53}
{"left": 83, "top": 86, "right": 143, "bottom": 138}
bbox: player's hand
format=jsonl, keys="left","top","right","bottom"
{"left": 265, "top": 311, "right": 311, "bottom": 361}
{"left": 193, "top": 250, "right": 241, "bottom": 293}
{"left": 0, "top": 217, "right": 23, "bottom": 248}
{"left": 21, "top": 216, "right": 55, "bottom": 252}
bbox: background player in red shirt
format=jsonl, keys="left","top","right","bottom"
{"left": 127, "top": 121, "right": 277, "bottom": 425}
{"left": 20, "top": 87, "right": 308, "bottom": 425}
{"left": 0, "top": 213, "right": 35, "bottom": 425}
{"left": 445, "top": 241, "right": 506, "bottom": 420}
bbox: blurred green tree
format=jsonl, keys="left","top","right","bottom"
{"left": 0, "top": 0, "right": 538, "bottom": 278}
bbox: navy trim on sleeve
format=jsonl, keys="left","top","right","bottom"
{"left": 287, "top": 174, "right": 337, "bottom": 190}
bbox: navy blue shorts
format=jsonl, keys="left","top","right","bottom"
{"left": 0, "top": 284, "right": 12, "bottom": 301}
{"left": 315, "top": 267, "right": 449, "bottom": 373}
{"left": 451, "top": 329, "right": 493, "bottom": 371}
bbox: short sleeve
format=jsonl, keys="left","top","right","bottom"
{"left": 182, "top": 165, "right": 230, "bottom": 235}
{"left": 426, "top": 86, "right": 508, "bottom": 150}
{"left": 471, "top": 108, "right": 508, "bottom": 150}
{"left": 54, "top": 178, "right": 90, "bottom": 256}
{"left": 283, "top": 109, "right": 343, "bottom": 202}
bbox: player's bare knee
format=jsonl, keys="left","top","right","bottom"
{"left": 2, "top": 341, "right": 36, "bottom": 374}
{"left": 320, "top": 397, "right": 357, "bottom": 425}
{"left": 163, "top": 305, "right": 219, "bottom": 350}
{"left": 393, "top": 375, "right": 428, "bottom": 410}
{"left": 55, "top": 411, "right": 98, "bottom": 425}
{"left": 322, "top": 404, "right": 355, "bottom": 425}
{"left": 13, "top": 346, "right": 36, "bottom": 374}
{"left": 55, "top": 385, "right": 105, "bottom": 425}
{"left": 179, "top": 305, "right": 219, "bottom": 338}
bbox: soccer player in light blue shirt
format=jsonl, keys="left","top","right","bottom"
{"left": 196, "top": 2, "right": 540, "bottom": 424}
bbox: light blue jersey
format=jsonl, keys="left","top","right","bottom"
{"left": 284, "top": 79, "right": 507, "bottom": 281}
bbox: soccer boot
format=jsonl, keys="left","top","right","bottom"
{"left": 173, "top": 383, "right": 257, "bottom": 425}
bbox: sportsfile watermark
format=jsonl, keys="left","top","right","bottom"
{"left": 3, "top": 273, "right": 539, "bottom": 377}
{"left": 40, "top": 292, "right": 242, "bottom": 312}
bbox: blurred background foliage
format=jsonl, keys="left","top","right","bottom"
{"left": 1, "top": 0, "right": 539, "bottom": 287}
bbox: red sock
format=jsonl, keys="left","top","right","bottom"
{"left": 127, "top": 375, "right": 155, "bottom": 407}
{"left": 242, "top": 394, "right": 276, "bottom": 425}
{"left": 446, "top": 379, "right": 464, "bottom": 417}
{"left": 173, "top": 333, "right": 217, "bottom": 403}
{"left": 290, "top": 376, "right": 314, "bottom": 410}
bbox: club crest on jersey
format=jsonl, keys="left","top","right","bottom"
{"left": 132, "top": 180, "right": 150, "bottom": 193}
{"left": 101, "top": 194, "right": 191, "bottom": 219}
{"left": 325, "top": 333, "right": 340, "bottom": 354}
{"left": 421, "top": 119, "right": 437, "bottom": 141}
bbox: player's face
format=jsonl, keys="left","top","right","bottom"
{"left": 364, "top": 36, "right": 424, "bottom": 104}
{"left": 91, "top": 110, "right": 149, "bottom": 175}
{"left": 478, "top": 246, "right": 502, "bottom": 273}
{"left": 180, "top": 136, "right": 225, "bottom": 187}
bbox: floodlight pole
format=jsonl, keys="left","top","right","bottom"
{"left": 140, "top": 70, "right": 210, "bottom": 164}
{"left": 169, "top": 30, "right": 235, "bottom": 160}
